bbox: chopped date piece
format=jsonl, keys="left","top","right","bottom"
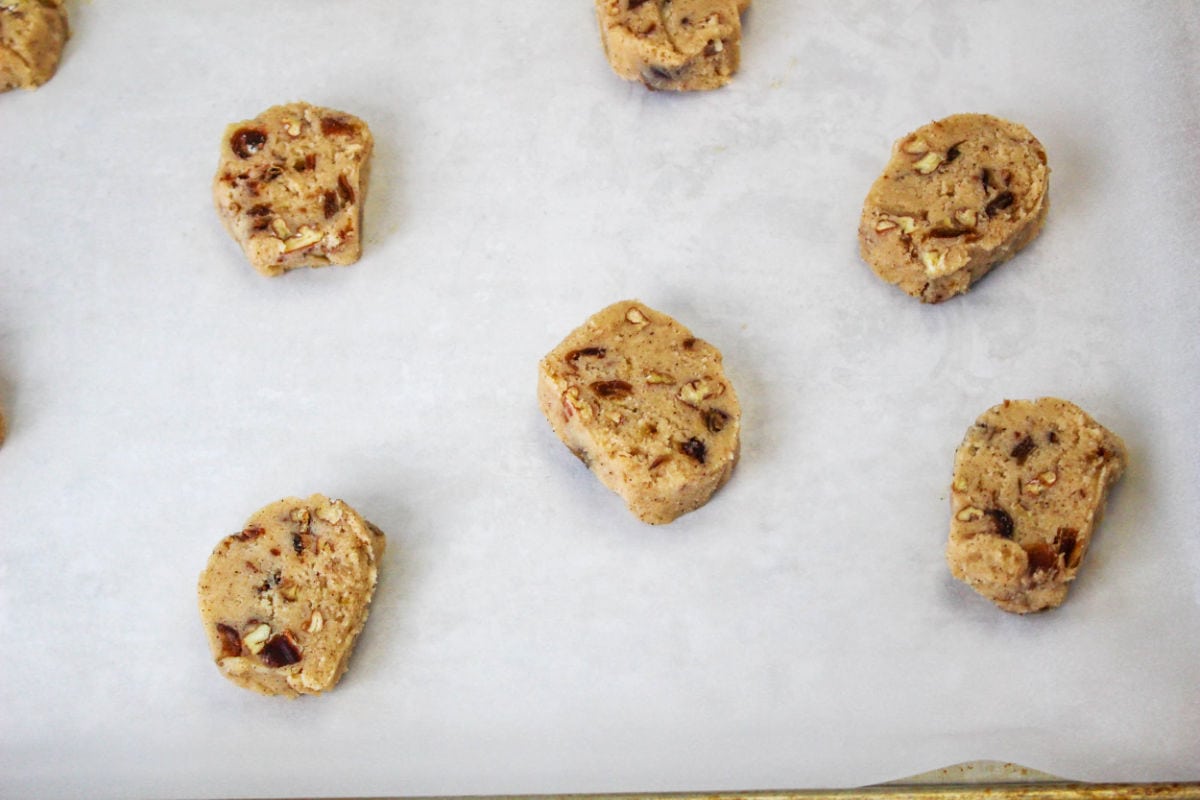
{"left": 230, "top": 128, "right": 267, "bottom": 159}
{"left": 704, "top": 409, "right": 731, "bottom": 433}
{"left": 323, "top": 191, "right": 339, "bottom": 219}
{"left": 567, "top": 347, "right": 607, "bottom": 365}
{"left": 679, "top": 437, "right": 707, "bottom": 464}
{"left": 236, "top": 525, "right": 265, "bottom": 541}
{"left": 1010, "top": 435, "right": 1036, "bottom": 464}
{"left": 985, "top": 191, "right": 1015, "bottom": 216}
{"left": 337, "top": 173, "right": 355, "bottom": 205}
{"left": 258, "top": 632, "right": 302, "bottom": 668}
{"left": 320, "top": 116, "right": 357, "bottom": 136}
{"left": 591, "top": 380, "right": 633, "bottom": 399}
{"left": 985, "top": 507, "right": 1015, "bottom": 539}
{"left": 1056, "top": 527, "right": 1078, "bottom": 561}
{"left": 216, "top": 623, "right": 243, "bottom": 659}
{"left": 1024, "top": 543, "right": 1058, "bottom": 574}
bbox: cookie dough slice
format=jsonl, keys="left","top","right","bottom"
{"left": 0, "top": 0, "right": 69, "bottom": 91}
{"left": 947, "top": 398, "right": 1126, "bottom": 614}
{"left": 539, "top": 300, "right": 741, "bottom": 524}
{"left": 595, "top": 0, "right": 751, "bottom": 91}
{"left": 859, "top": 113, "right": 1049, "bottom": 303}
{"left": 198, "top": 494, "right": 386, "bottom": 697}
{"left": 213, "top": 102, "right": 373, "bottom": 277}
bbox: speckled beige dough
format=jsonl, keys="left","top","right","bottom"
{"left": 859, "top": 114, "right": 1049, "bottom": 303}
{"left": 595, "top": 0, "right": 750, "bottom": 91}
{"left": 539, "top": 300, "right": 741, "bottom": 524}
{"left": 947, "top": 399, "right": 1126, "bottom": 614}
{"left": 197, "top": 495, "right": 386, "bottom": 697}
{"left": 0, "top": 0, "right": 69, "bottom": 92}
{"left": 0, "top": 403, "right": 6, "bottom": 446}
{"left": 213, "top": 102, "right": 373, "bottom": 277}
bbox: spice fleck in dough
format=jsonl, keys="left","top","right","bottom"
{"left": 947, "top": 399, "right": 1126, "bottom": 614}
{"left": 212, "top": 102, "right": 373, "bottom": 277}
{"left": 595, "top": 0, "right": 751, "bottom": 91}
{"left": 197, "top": 495, "right": 386, "bottom": 697}
{"left": 539, "top": 300, "right": 741, "bottom": 524}
{"left": 0, "top": 0, "right": 69, "bottom": 92}
{"left": 859, "top": 114, "right": 1049, "bottom": 303}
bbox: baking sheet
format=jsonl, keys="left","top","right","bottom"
{"left": 1, "top": 2, "right": 1198, "bottom": 798}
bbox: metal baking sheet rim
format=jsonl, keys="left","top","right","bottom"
{"left": 265, "top": 762, "right": 1200, "bottom": 800}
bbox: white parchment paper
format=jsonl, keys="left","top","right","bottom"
{"left": 1, "top": 2, "right": 1198, "bottom": 798}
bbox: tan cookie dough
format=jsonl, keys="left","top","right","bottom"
{"left": 213, "top": 102, "right": 373, "bottom": 277}
{"left": 595, "top": 0, "right": 750, "bottom": 91}
{"left": 947, "top": 398, "right": 1126, "bottom": 614}
{"left": 539, "top": 300, "right": 741, "bottom": 524}
{"left": 198, "top": 494, "right": 386, "bottom": 697}
{"left": 859, "top": 113, "right": 1049, "bottom": 303}
{"left": 0, "top": 403, "right": 6, "bottom": 445}
{"left": 0, "top": 0, "right": 69, "bottom": 92}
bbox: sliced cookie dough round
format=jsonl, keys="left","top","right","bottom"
{"left": 595, "top": 0, "right": 751, "bottom": 91}
{"left": 213, "top": 102, "right": 373, "bottom": 277}
{"left": 859, "top": 113, "right": 1049, "bottom": 303}
{"left": 538, "top": 300, "right": 741, "bottom": 524}
{"left": 198, "top": 494, "right": 386, "bottom": 697}
{"left": 0, "top": 0, "right": 69, "bottom": 92}
{"left": 946, "top": 398, "right": 1126, "bottom": 614}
